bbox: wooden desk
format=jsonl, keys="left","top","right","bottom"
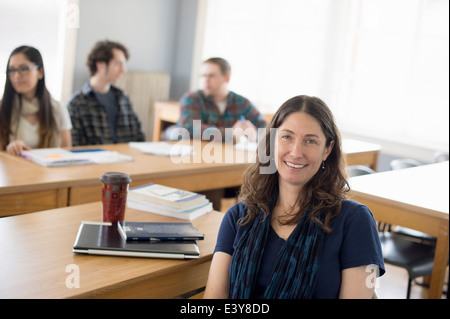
{"left": 0, "top": 142, "right": 252, "bottom": 217}
{"left": 153, "top": 100, "right": 180, "bottom": 142}
{"left": 152, "top": 100, "right": 275, "bottom": 142}
{"left": 153, "top": 100, "right": 380, "bottom": 166}
{"left": 349, "top": 162, "right": 449, "bottom": 299}
{"left": 0, "top": 202, "right": 223, "bottom": 298}
{"left": 1, "top": 138, "right": 380, "bottom": 217}
{"left": 66, "top": 142, "right": 253, "bottom": 206}
{"left": 0, "top": 151, "right": 69, "bottom": 215}
{"left": 343, "top": 138, "right": 381, "bottom": 171}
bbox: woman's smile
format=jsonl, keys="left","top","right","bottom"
{"left": 284, "top": 161, "right": 306, "bottom": 169}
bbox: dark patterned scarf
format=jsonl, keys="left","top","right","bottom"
{"left": 229, "top": 204, "right": 325, "bottom": 299}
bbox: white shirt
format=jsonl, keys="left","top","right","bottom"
{"left": 17, "top": 117, "right": 40, "bottom": 148}
{"left": 12, "top": 97, "right": 72, "bottom": 148}
{"left": 216, "top": 101, "right": 227, "bottom": 114}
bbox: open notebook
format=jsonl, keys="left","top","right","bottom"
{"left": 20, "top": 148, "right": 133, "bottom": 167}
{"left": 73, "top": 222, "right": 200, "bottom": 259}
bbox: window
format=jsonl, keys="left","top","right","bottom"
{"left": 0, "top": 0, "right": 77, "bottom": 102}
{"left": 337, "top": 0, "right": 449, "bottom": 150}
{"left": 200, "top": 0, "right": 449, "bottom": 152}
{"left": 202, "top": 0, "right": 332, "bottom": 110}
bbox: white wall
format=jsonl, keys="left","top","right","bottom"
{"left": 170, "top": 0, "right": 198, "bottom": 99}
{"left": 72, "top": 0, "right": 198, "bottom": 99}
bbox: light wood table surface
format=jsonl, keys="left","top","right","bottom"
{"left": 1, "top": 139, "right": 380, "bottom": 217}
{"left": 152, "top": 100, "right": 180, "bottom": 141}
{"left": 342, "top": 138, "right": 381, "bottom": 171}
{"left": 0, "top": 142, "right": 252, "bottom": 217}
{"left": 0, "top": 151, "right": 69, "bottom": 215}
{"left": 349, "top": 161, "right": 449, "bottom": 299}
{"left": 0, "top": 202, "right": 224, "bottom": 299}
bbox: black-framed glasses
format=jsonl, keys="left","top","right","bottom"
{"left": 7, "top": 65, "right": 40, "bottom": 76}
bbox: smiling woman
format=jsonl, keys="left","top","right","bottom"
{"left": 275, "top": 112, "right": 334, "bottom": 193}
{"left": 240, "top": 95, "right": 344, "bottom": 230}
{"left": 204, "top": 95, "right": 385, "bottom": 299}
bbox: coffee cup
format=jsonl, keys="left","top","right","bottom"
{"left": 100, "top": 172, "right": 131, "bottom": 223}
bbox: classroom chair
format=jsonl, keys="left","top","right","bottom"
{"left": 389, "top": 158, "right": 422, "bottom": 170}
{"left": 434, "top": 151, "right": 449, "bottom": 163}
{"left": 349, "top": 162, "right": 436, "bottom": 298}
{"left": 347, "top": 165, "right": 375, "bottom": 177}
{"left": 379, "top": 231, "right": 435, "bottom": 299}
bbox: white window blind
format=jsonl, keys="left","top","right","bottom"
{"left": 201, "top": 0, "right": 449, "bottom": 152}
{"left": 336, "top": 0, "right": 449, "bottom": 151}
{"left": 0, "top": 0, "right": 68, "bottom": 101}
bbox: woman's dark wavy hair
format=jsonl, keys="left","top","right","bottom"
{"left": 0, "top": 45, "right": 56, "bottom": 150}
{"left": 238, "top": 95, "right": 350, "bottom": 233}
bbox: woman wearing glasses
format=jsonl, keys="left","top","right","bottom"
{"left": 0, "top": 45, "right": 72, "bottom": 155}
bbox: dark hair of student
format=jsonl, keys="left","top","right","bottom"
{"left": 0, "top": 45, "right": 56, "bottom": 150}
{"left": 238, "top": 95, "right": 350, "bottom": 233}
{"left": 86, "top": 40, "right": 129, "bottom": 76}
{"left": 204, "top": 57, "right": 231, "bottom": 76}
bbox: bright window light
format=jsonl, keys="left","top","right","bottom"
{"left": 201, "top": 0, "right": 449, "bottom": 151}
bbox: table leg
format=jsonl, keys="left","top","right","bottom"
{"left": 429, "top": 220, "right": 449, "bottom": 299}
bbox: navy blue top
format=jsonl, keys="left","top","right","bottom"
{"left": 214, "top": 199, "right": 385, "bottom": 299}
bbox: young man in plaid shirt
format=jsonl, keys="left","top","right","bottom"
{"left": 68, "top": 40, "right": 144, "bottom": 146}
{"left": 176, "top": 58, "right": 266, "bottom": 210}
{"left": 177, "top": 57, "right": 266, "bottom": 142}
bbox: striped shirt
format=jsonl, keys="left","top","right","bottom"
{"left": 68, "top": 82, "right": 145, "bottom": 146}
{"left": 177, "top": 90, "right": 266, "bottom": 141}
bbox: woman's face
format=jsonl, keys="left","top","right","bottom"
{"left": 275, "top": 111, "right": 334, "bottom": 191}
{"left": 8, "top": 52, "right": 43, "bottom": 100}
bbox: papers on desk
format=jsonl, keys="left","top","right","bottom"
{"left": 20, "top": 148, "right": 133, "bottom": 167}
{"left": 127, "top": 183, "right": 212, "bottom": 220}
{"left": 233, "top": 135, "right": 258, "bottom": 151}
{"left": 234, "top": 140, "right": 258, "bottom": 151}
{"left": 129, "top": 183, "right": 206, "bottom": 209}
{"left": 129, "top": 142, "right": 193, "bottom": 156}
{"left": 127, "top": 197, "right": 212, "bottom": 221}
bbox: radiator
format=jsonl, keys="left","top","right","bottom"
{"left": 116, "top": 71, "right": 170, "bottom": 141}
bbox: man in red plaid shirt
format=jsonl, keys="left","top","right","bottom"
{"left": 177, "top": 58, "right": 266, "bottom": 142}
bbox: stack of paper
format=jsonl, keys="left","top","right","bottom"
{"left": 20, "top": 148, "right": 133, "bottom": 167}
{"left": 127, "top": 183, "right": 212, "bottom": 220}
{"left": 234, "top": 140, "right": 258, "bottom": 151}
{"left": 129, "top": 142, "right": 193, "bottom": 156}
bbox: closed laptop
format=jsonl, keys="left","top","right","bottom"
{"left": 73, "top": 222, "right": 200, "bottom": 259}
